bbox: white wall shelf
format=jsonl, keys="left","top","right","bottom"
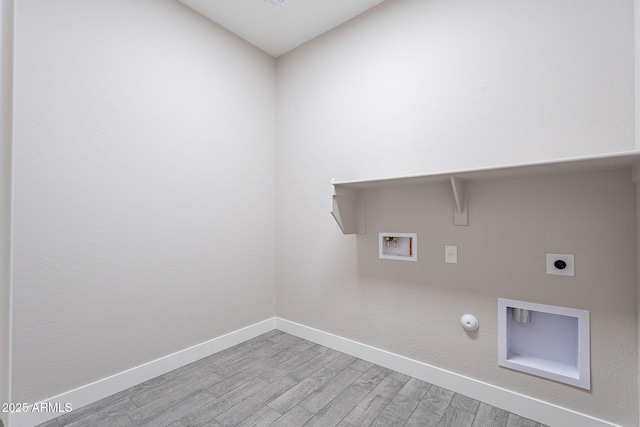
{"left": 331, "top": 151, "right": 640, "bottom": 234}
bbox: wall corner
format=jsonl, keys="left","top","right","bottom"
{"left": 0, "top": 0, "right": 13, "bottom": 424}
{"left": 636, "top": 182, "right": 640, "bottom": 427}
{"left": 636, "top": 0, "right": 640, "bottom": 149}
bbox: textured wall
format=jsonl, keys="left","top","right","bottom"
{"left": 637, "top": 181, "right": 640, "bottom": 424}
{"left": 277, "top": 0, "right": 634, "bottom": 180}
{"left": 12, "top": 0, "right": 276, "bottom": 402}
{"left": 8, "top": 0, "right": 639, "bottom": 424}
{"left": 0, "top": 0, "right": 14, "bottom": 424}
{"left": 276, "top": 0, "right": 637, "bottom": 425}
{"left": 636, "top": 0, "right": 640, "bottom": 150}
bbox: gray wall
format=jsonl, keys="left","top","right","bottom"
{"left": 11, "top": 0, "right": 277, "bottom": 402}
{"left": 276, "top": 0, "right": 637, "bottom": 424}
{"left": 637, "top": 176, "right": 640, "bottom": 425}
{"left": 6, "top": 0, "right": 639, "bottom": 425}
{"left": 0, "top": 0, "right": 13, "bottom": 425}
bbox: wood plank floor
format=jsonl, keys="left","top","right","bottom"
{"left": 37, "top": 330, "right": 549, "bottom": 427}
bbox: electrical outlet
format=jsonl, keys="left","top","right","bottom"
{"left": 445, "top": 246, "right": 457, "bottom": 264}
{"left": 546, "top": 253, "right": 574, "bottom": 276}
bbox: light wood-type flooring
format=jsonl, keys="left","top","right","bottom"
{"left": 37, "top": 330, "right": 548, "bottom": 427}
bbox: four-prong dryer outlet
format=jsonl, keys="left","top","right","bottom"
{"left": 546, "top": 253, "right": 575, "bottom": 276}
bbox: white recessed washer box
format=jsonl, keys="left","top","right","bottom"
{"left": 379, "top": 233, "right": 417, "bottom": 261}
{"left": 498, "top": 298, "right": 590, "bottom": 390}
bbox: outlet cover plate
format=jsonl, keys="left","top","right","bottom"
{"left": 546, "top": 253, "right": 575, "bottom": 276}
{"left": 445, "top": 246, "right": 457, "bottom": 264}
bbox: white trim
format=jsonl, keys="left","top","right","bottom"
{"left": 9, "top": 318, "right": 277, "bottom": 427}
{"left": 11, "top": 317, "right": 621, "bottom": 427}
{"left": 275, "top": 318, "right": 620, "bottom": 427}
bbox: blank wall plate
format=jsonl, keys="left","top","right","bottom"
{"left": 546, "top": 253, "right": 574, "bottom": 276}
{"left": 445, "top": 246, "right": 457, "bottom": 264}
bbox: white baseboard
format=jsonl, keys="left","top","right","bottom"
{"left": 10, "top": 317, "right": 620, "bottom": 427}
{"left": 9, "top": 318, "right": 277, "bottom": 427}
{"left": 275, "top": 318, "right": 621, "bottom": 427}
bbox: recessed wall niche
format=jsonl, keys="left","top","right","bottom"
{"left": 378, "top": 232, "right": 417, "bottom": 262}
{"left": 498, "top": 298, "right": 590, "bottom": 390}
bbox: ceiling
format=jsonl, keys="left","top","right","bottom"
{"left": 178, "top": 0, "right": 386, "bottom": 57}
